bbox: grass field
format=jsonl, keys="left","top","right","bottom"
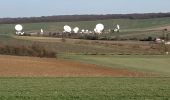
{"left": 1, "top": 17, "right": 170, "bottom": 54}
{"left": 60, "top": 54, "right": 170, "bottom": 76}
{"left": 1, "top": 55, "right": 170, "bottom": 99}
{"left": 0, "top": 35, "right": 115, "bottom": 54}
{"left": 0, "top": 78, "right": 170, "bottom": 100}
{"left": 1, "top": 17, "right": 170, "bottom": 35}
{"left": 2, "top": 35, "right": 165, "bottom": 54}
{"left": 1, "top": 17, "right": 170, "bottom": 100}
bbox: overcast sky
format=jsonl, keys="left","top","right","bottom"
{"left": 0, "top": 0, "right": 170, "bottom": 18}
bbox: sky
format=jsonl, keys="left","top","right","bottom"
{"left": 0, "top": 0, "right": 170, "bottom": 18}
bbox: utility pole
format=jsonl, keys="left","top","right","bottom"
{"left": 162, "top": 29, "right": 169, "bottom": 55}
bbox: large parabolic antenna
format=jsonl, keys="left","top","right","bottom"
{"left": 15, "top": 24, "right": 24, "bottom": 35}
{"left": 95, "top": 23, "right": 104, "bottom": 33}
{"left": 113, "top": 24, "right": 120, "bottom": 32}
{"left": 81, "top": 29, "right": 85, "bottom": 33}
{"left": 94, "top": 28, "right": 97, "bottom": 32}
{"left": 64, "top": 25, "right": 72, "bottom": 33}
{"left": 15, "top": 24, "right": 23, "bottom": 31}
{"left": 73, "top": 27, "right": 79, "bottom": 33}
{"left": 117, "top": 24, "right": 120, "bottom": 30}
{"left": 40, "top": 29, "right": 44, "bottom": 35}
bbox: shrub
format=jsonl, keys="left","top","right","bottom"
{"left": 0, "top": 44, "right": 57, "bottom": 58}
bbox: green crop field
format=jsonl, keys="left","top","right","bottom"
{"left": 1, "top": 54, "right": 170, "bottom": 100}
{"left": 60, "top": 54, "right": 170, "bottom": 76}
{"left": 0, "top": 78, "right": 170, "bottom": 100}
{"left": 1, "top": 17, "right": 170, "bottom": 100}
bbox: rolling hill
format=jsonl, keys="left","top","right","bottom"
{"left": 0, "top": 17, "right": 170, "bottom": 54}
{"left": 0, "top": 17, "right": 170, "bottom": 35}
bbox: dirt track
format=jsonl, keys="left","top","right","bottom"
{"left": 148, "top": 25, "right": 170, "bottom": 31}
{"left": 0, "top": 55, "right": 148, "bottom": 77}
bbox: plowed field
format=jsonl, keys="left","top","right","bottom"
{"left": 0, "top": 55, "right": 149, "bottom": 77}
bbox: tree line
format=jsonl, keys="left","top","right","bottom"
{"left": 0, "top": 13, "right": 170, "bottom": 24}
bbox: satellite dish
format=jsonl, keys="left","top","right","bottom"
{"left": 95, "top": 23, "right": 104, "bottom": 34}
{"left": 64, "top": 25, "right": 72, "bottom": 33}
{"left": 73, "top": 27, "right": 79, "bottom": 33}
{"left": 20, "top": 32, "right": 24, "bottom": 35}
{"left": 40, "top": 29, "right": 44, "bottom": 35}
{"left": 15, "top": 24, "right": 24, "bottom": 35}
{"left": 15, "top": 24, "right": 23, "bottom": 31}
{"left": 96, "top": 24, "right": 104, "bottom": 31}
{"left": 113, "top": 24, "right": 120, "bottom": 32}
{"left": 117, "top": 24, "right": 120, "bottom": 30}
{"left": 41, "top": 29, "right": 43, "bottom": 33}
{"left": 81, "top": 29, "right": 85, "bottom": 33}
{"left": 94, "top": 28, "right": 97, "bottom": 33}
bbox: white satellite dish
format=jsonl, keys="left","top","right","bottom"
{"left": 94, "top": 28, "right": 97, "bottom": 33}
{"left": 15, "top": 24, "right": 23, "bottom": 31}
{"left": 117, "top": 24, "right": 120, "bottom": 30}
{"left": 94, "top": 28, "right": 96, "bottom": 31}
{"left": 41, "top": 29, "right": 43, "bottom": 33}
{"left": 95, "top": 23, "right": 104, "bottom": 34}
{"left": 114, "top": 29, "right": 118, "bottom": 32}
{"left": 73, "top": 27, "right": 79, "bottom": 33}
{"left": 96, "top": 24, "right": 104, "bottom": 31}
{"left": 40, "top": 29, "right": 44, "bottom": 35}
{"left": 81, "top": 29, "right": 85, "bottom": 33}
{"left": 64, "top": 25, "right": 72, "bottom": 33}
{"left": 15, "top": 24, "right": 24, "bottom": 35}
{"left": 20, "top": 32, "right": 24, "bottom": 35}
{"left": 113, "top": 24, "right": 120, "bottom": 32}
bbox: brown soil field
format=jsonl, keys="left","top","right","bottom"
{"left": 0, "top": 55, "right": 149, "bottom": 77}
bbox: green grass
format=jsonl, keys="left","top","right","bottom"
{"left": 0, "top": 17, "right": 170, "bottom": 53}
{"left": 0, "top": 77, "right": 170, "bottom": 100}
{"left": 1, "top": 17, "right": 170, "bottom": 45}
{"left": 2, "top": 34, "right": 159, "bottom": 54}
{"left": 1, "top": 18, "right": 170, "bottom": 100}
{"left": 1, "top": 17, "right": 170, "bottom": 35}
{"left": 0, "top": 35, "right": 116, "bottom": 53}
{"left": 60, "top": 54, "right": 170, "bottom": 76}
{"left": 105, "top": 30, "right": 170, "bottom": 39}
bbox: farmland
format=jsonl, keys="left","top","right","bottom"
{"left": 0, "top": 35, "right": 169, "bottom": 55}
{"left": 0, "top": 16, "right": 170, "bottom": 100}
{"left": 0, "top": 78, "right": 170, "bottom": 100}
{"left": 0, "top": 17, "right": 170, "bottom": 55}
{"left": 60, "top": 54, "right": 170, "bottom": 76}
{"left": 0, "top": 55, "right": 147, "bottom": 77}
{"left": 0, "top": 54, "right": 170, "bottom": 99}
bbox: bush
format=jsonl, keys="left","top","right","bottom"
{"left": 0, "top": 44, "right": 57, "bottom": 58}
{"left": 140, "top": 36, "right": 154, "bottom": 41}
